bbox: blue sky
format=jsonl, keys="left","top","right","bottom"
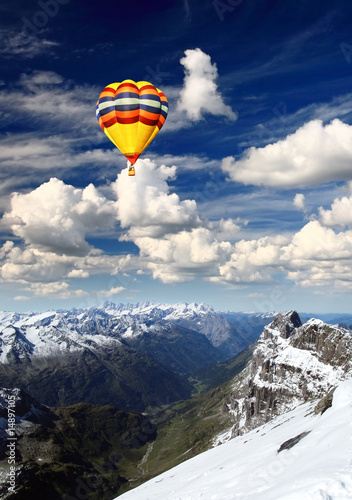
{"left": 1, "top": 0, "right": 352, "bottom": 313}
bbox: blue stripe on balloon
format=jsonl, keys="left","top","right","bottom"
{"left": 140, "top": 104, "right": 161, "bottom": 114}
{"left": 115, "top": 104, "right": 140, "bottom": 111}
{"left": 116, "top": 92, "right": 140, "bottom": 99}
{"left": 99, "top": 96, "right": 115, "bottom": 103}
{"left": 99, "top": 105, "right": 115, "bottom": 116}
{"left": 140, "top": 94, "right": 160, "bottom": 102}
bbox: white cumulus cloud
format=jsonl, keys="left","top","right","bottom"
{"left": 319, "top": 194, "right": 352, "bottom": 228}
{"left": 293, "top": 193, "right": 306, "bottom": 211}
{"left": 222, "top": 119, "right": 352, "bottom": 188}
{"left": 282, "top": 221, "right": 352, "bottom": 262}
{"left": 113, "top": 159, "right": 237, "bottom": 283}
{"left": 280, "top": 221, "right": 352, "bottom": 289}
{"left": 215, "top": 218, "right": 243, "bottom": 241}
{"left": 215, "top": 235, "right": 288, "bottom": 285}
{"left": 3, "top": 178, "right": 117, "bottom": 256}
{"left": 97, "top": 286, "right": 126, "bottom": 298}
{"left": 28, "top": 281, "right": 88, "bottom": 299}
{"left": 113, "top": 159, "right": 201, "bottom": 239}
{"left": 0, "top": 240, "right": 133, "bottom": 300}
{"left": 143, "top": 227, "right": 232, "bottom": 284}
{"left": 177, "top": 48, "right": 237, "bottom": 122}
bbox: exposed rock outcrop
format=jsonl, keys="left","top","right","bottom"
{"left": 216, "top": 311, "right": 352, "bottom": 442}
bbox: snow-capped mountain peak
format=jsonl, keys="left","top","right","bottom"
{"left": 216, "top": 310, "right": 352, "bottom": 441}
{"left": 0, "top": 301, "right": 239, "bottom": 410}
{"left": 0, "top": 301, "right": 233, "bottom": 364}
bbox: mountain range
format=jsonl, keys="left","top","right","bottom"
{"left": 0, "top": 304, "right": 351, "bottom": 499}
{"left": 0, "top": 302, "right": 272, "bottom": 411}
{"left": 127, "top": 310, "right": 352, "bottom": 483}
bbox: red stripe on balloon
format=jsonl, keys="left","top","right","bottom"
{"left": 139, "top": 116, "right": 159, "bottom": 126}
{"left": 116, "top": 116, "right": 140, "bottom": 124}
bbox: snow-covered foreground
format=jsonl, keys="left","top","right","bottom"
{"left": 118, "top": 380, "right": 352, "bottom": 500}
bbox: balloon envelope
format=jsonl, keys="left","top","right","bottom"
{"left": 96, "top": 80, "right": 168, "bottom": 165}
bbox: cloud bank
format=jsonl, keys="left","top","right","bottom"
{"left": 113, "top": 159, "right": 234, "bottom": 284}
{"left": 3, "top": 155, "right": 352, "bottom": 298}
{"left": 0, "top": 159, "right": 244, "bottom": 294}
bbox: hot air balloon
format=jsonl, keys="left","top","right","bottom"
{"left": 96, "top": 80, "right": 168, "bottom": 176}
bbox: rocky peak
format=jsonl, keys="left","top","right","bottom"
{"left": 217, "top": 311, "right": 352, "bottom": 443}
{"left": 264, "top": 310, "right": 302, "bottom": 339}
{"left": 290, "top": 318, "right": 352, "bottom": 370}
{"left": 0, "top": 326, "right": 34, "bottom": 363}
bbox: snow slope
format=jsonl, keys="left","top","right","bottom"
{"left": 118, "top": 379, "right": 352, "bottom": 500}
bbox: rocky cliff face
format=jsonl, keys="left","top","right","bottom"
{"left": 216, "top": 311, "right": 352, "bottom": 442}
